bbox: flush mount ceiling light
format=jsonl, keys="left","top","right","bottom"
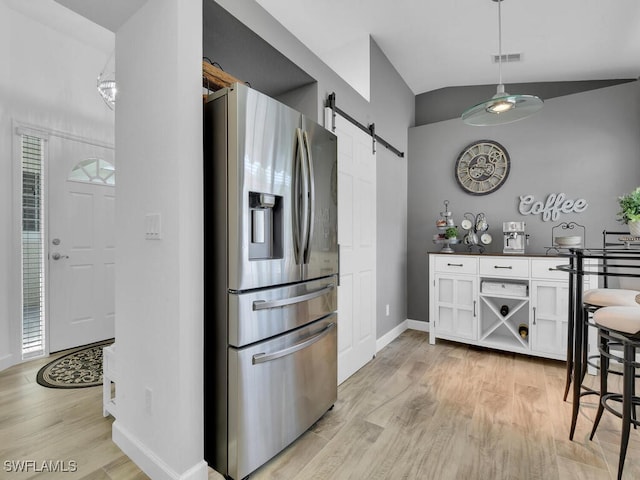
{"left": 461, "top": 0, "right": 543, "bottom": 126}
{"left": 97, "top": 50, "right": 116, "bottom": 110}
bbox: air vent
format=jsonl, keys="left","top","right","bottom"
{"left": 492, "top": 53, "right": 522, "bottom": 63}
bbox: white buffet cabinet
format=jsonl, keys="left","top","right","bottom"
{"left": 428, "top": 253, "right": 597, "bottom": 360}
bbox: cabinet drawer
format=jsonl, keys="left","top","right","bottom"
{"left": 531, "top": 259, "right": 569, "bottom": 280}
{"left": 479, "top": 257, "right": 529, "bottom": 277}
{"left": 434, "top": 255, "right": 477, "bottom": 275}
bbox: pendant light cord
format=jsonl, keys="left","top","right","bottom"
{"left": 497, "top": 0, "right": 503, "bottom": 86}
{"left": 99, "top": 49, "right": 115, "bottom": 78}
{"left": 461, "top": 0, "right": 543, "bottom": 124}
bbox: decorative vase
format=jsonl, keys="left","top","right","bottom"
{"left": 629, "top": 221, "right": 640, "bottom": 237}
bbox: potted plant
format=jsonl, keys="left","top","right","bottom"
{"left": 444, "top": 226, "right": 458, "bottom": 240}
{"left": 617, "top": 186, "right": 640, "bottom": 236}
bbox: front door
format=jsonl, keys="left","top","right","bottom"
{"left": 48, "top": 135, "right": 115, "bottom": 352}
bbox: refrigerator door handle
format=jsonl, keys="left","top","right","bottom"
{"left": 302, "top": 131, "right": 315, "bottom": 264}
{"left": 293, "top": 128, "right": 306, "bottom": 264}
{"left": 252, "top": 283, "right": 335, "bottom": 311}
{"left": 294, "top": 128, "right": 310, "bottom": 265}
{"left": 252, "top": 322, "right": 336, "bottom": 364}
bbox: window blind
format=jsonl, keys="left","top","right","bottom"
{"left": 21, "top": 134, "right": 45, "bottom": 358}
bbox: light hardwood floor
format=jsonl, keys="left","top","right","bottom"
{"left": 1, "top": 331, "right": 638, "bottom": 479}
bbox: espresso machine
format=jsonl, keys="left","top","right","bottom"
{"left": 503, "top": 221, "right": 528, "bottom": 254}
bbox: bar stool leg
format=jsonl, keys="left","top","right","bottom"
{"left": 632, "top": 373, "right": 638, "bottom": 428}
{"left": 589, "top": 328, "right": 609, "bottom": 440}
{"left": 563, "top": 264, "right": 576, "bottom": 402}
{"left": 617, "top": 342, "right": 634, "bottom": 480}
{"left": 580, "top": 306, "right": 590, "bottom": 384}
{"left": 633, "top": 378, "right": 638, "bottom": 429}
{"left": 570, "top": 301, "right": 584, "bottom": 440}
{"left": 563, "top": 318, "right": 574, "bottom": 401}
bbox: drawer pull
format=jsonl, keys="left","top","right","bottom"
{"left": 447, "top": 263, "right": 464, "bottom": 267}
{"left": 252, "top": 323, "right": 336, "bottom": 364}
{"left": 253, "top": 284, "right": 334, "bottom": 310}
{"left": 494, "top": 265, "right": 513, "bottom": 269}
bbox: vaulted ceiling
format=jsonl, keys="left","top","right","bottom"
{"left": 18, "top": 1, "right": 640, "bottom": 100}
{"left": 256, "top": 0, "right": 640, "bottom": 95}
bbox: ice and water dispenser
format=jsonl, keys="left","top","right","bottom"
{"left": 249, "top": 192, "right": 283, "bottom": 260}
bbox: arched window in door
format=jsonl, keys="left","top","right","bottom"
{"left": 68, "top": 158, "right": 115, "bottom": 185}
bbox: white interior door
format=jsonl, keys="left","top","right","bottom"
{"left": 325, "top": 108, "right": 376, "bottom": 384}
{"left": 48, "top": 136, "right": 115, "bottom": 352}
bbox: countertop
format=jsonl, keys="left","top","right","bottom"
{"left": 426, "top": 250, "right": 571, "bottom": 258}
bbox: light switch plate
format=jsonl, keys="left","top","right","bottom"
{"left": 145, "top": 213, "right": 162, "bottom": 240}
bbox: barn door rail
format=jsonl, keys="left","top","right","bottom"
{"left": 326, "top": 92, "right": 404, "bottom": 158}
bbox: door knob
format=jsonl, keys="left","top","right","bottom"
{"left": 51, "top": 253, "right": 69, "bottom": 260}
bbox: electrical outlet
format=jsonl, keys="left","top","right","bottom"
{"left": 145, "top": 387, "right": 153, "bottom": 413}
{"left": 385, "top": 304, "right": 390, "bottom": 316}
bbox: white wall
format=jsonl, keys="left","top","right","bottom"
{"left": 320, "top": 35, "right": 370, "bottom": 101}
{"left": 0, "top": 0, "right": 114, "bottom": 370}
{"left": 111, "top": 0, "right": 207, "bottom": 479}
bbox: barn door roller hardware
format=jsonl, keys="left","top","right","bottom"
{"left": 326, "top": 93, "right": 404, "bottom": 158}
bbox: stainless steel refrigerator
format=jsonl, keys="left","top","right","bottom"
{"left": 203, "top": 83, "right": 338, "bottom": 480}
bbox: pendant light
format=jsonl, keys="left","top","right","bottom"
{"left": 97, "top": 50, "right": 117, "bottom": 110}
{"left": 461, "top": 0, "right": 543, "bottom": 126}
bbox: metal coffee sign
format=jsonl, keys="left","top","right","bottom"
{"left": 519, "top": 193, "right": 588, "bottom": 222}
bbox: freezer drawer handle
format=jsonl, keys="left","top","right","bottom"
{"left": 252, "top": 322, "right": 336, "bottom": 365}
{"left": 252, "top": 283, "right": 335, "bottom": 310}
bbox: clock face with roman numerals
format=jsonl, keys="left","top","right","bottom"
{"left": 455, "top": 140, "right": 510, "bottom": 195}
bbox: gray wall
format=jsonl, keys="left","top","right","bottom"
{"left": 370, "top": 41, "right": 414, "bottom": 336}
{"left": 275, "top": 82, "right": 318, "bottom": 120}
{"left": 408, "top": 81, "right": 640, "bottom": 321}
{"left": 214, "top": 0, "right": 414, "bottom": 339}
{"left": 203, "top": 0, "right": 315, "bottom": 98}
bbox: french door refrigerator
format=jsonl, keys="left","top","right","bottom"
{"left": 203, "top": 83, "right": 339, "bottom": 480}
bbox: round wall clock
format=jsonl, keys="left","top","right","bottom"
{"left": 454, "top": 140, "right": 510, "bottom": 195}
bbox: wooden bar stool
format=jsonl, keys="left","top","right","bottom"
{"left": 590, "top": 305, "right": 640, "bottom": 480}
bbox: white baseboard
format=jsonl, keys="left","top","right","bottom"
{"left": 113, "top": 421, "right": 208, "bottom": 480}
{"left": 376, "top": 320, "right": 408, "bottom": 352}
{"left": 376, "top": 319, "right": 430, "bottom": 352}
{"left": 0, "top": 353, "right": 15, "bottom": 372}
{"left": 407, "top": 319, "right": 429, "bottom": 332}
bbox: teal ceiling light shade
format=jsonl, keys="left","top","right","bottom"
{"left": 462, "top": 0, "right": 543, "bottom": 126}
{"left": 462, "top": 84, "right": 544, "bottom": 126}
